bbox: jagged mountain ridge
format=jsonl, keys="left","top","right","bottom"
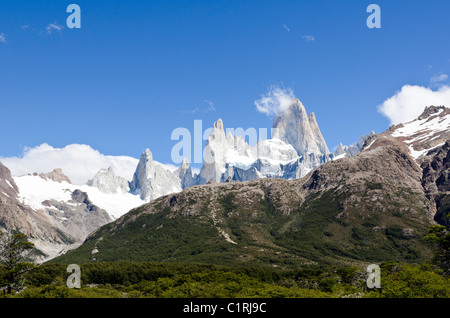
{"left": 51, "top": 105, "right": 450, "bottom": 266}
{"left": 128, "top": 98, "right": 365, "bottom": 201}
{"left": 99, "top": 98, "right": 343, "bottom": 202}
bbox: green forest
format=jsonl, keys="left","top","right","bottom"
{"left": 1, "top": 261, "right": 450, "bottom": 298}
{"left": 1, "top": 225, "right": 449, "bottom": 298}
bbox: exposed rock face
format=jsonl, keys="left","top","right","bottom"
{"left": 272, "top": 98, "right": 330, "bottom": 156}
{"left": 39, "top": 168, "right": 72, "bottom": 184}
{"left": 421, "top": 141, "right": 450, "bottom": 197}
{"left": 86, "top": 166, "right": 129, "bottom": 194}
{"left": 45, "top": 189, "right": 112, "bottom": 243}
{"left": 129, "top": 148, "right": 182, "bottom": 201}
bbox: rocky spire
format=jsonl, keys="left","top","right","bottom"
{"left": 272, "top": 98, "right": 330, "bottom": 157}
{"left": 130, "top": 148, "right": 182, "bottom": 201}
{"left": 198, "top": 118, "right": 228, "bottom": 184}
{"left": 130, "top": 149, "right": 157, "bottom": 200}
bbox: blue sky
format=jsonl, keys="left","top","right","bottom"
{"left": 1, "top": 0, "right": 450, "bottom": 168}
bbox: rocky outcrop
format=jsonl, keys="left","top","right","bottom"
{"left": 39, "top": 168, "right": 72, "bottom": 184}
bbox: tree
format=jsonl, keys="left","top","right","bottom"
{"left": 0, "top": 230, "right": 35, "bottom": 294}
{"left": 426, "top": 225, "right": 450, "bottom": 276}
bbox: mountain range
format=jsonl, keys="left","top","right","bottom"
{"left": 49, "top": 105, "right": 450, "bottom": 266}
{"left": 1, "top": 99, "right": 448, "bottom": 265}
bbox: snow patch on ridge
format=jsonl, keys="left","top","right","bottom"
{"left": 14, "top": 175, "right": 146, "bottom": 219}
{"left": 392, "top": 108, "right": 450, "bottom": 138}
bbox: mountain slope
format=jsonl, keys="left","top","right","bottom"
{"left": 51, "top": 106, "right": 450, "bottom": 267}
{"left": 52, "top": 146, "right": 433, "bottom": 266}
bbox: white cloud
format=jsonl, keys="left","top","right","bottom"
{"left": 302, "top": 35, "right": 315, "bottom": 42}
{"left": 182, "top": 99, "right": 216, "bottom": 114}
{"left": 282, "top": 24, "right": 290, "bottom": 32}
{"left": 430, "top": 73, "right": 448, "bottom": 85}
{"left": 182, "top": 107, "right": 200, "bottom": 114}
{"left": 204, "top": 99, "right": 216, "bottom": 112}
{"left": 254, "top": 86, "right": 296, "bottom": 117}
{"left": 0, "top": 33, "right": 6, "bottom": 43}
{"left": 45, "top": 23, "right": 64, "bottom": 34}
{"left": 377, "top": 84, "right": 450, "bottom": 125}
{"left": 0, "top": 144, "right": 139, "bottom": 185}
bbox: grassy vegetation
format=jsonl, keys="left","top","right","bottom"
{"left": 55, "top": 208, "right": 243, "bottom": 266}
{"left": 269, "top": 187, "right": 432, "bottom": 265}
